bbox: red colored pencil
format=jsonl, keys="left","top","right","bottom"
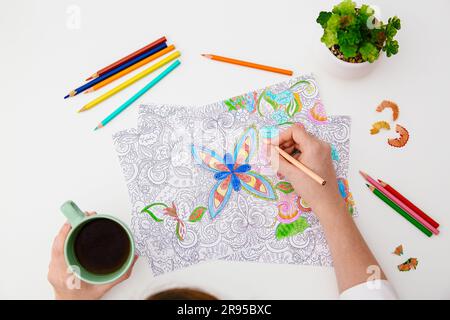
{"left": 85, "top": 36, "right": 167, "bottom": 80}
{"left": 378, "top": 179, "right": 439, "bottom": 229}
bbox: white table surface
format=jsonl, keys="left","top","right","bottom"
{"left": 1, "top": 0, "right": 449, "bottom": 299}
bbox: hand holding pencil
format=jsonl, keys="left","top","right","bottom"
{"left": 267, "top": 123, "right": 345, "bottom": 217}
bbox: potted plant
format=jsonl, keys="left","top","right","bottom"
{"left": 316, "top": 0, "right": 401, "bottom": 77}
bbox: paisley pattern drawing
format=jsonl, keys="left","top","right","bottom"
{"left": 113, "top": 74, "right": 357, "bottom": 275}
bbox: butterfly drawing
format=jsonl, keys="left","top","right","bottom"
{"left": 191, "top": 126, "right": 277, "bottom": 219}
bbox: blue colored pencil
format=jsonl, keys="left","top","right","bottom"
{"left": 64, "top": 42, "right": 167, "bottom": 99}
{"left": 94, "top": 60, "right": 181, "bottom": 130}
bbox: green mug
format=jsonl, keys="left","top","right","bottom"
{"left": 61, "top": 200, "right": 135, "bottom": 285}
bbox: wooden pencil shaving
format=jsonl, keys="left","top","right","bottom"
{"left": 370, "top": 121, "right": 391, "bottom": 135}
{"left": 398, "top": 257, "right": 418, "bottom": 272}
{"left": 392, "top": 244, "right": 403, "bottom": 256}
{"left": 377, "top": 100, "right": 400, "bottom": 121}
{"left": 388, "top": 124, "right": 409, "bottom": 148}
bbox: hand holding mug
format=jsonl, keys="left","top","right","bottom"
{"left": 48, "top": 203, "right": 138, "bottom": 300}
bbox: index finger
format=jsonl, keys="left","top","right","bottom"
{"left": 270, "top": 123, "right": 309, "bottom": 149}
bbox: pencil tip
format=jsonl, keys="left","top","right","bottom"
{"left": 94, "top": 126, "right": 98, "bottom": 131}
{"left": 86, "top": 77, "right": 92, "bottom": 81}
{"left": 77, "top": 108, "right": 84, "bottom": 113}
{"left": 64, "top": 95, "right": 69, "bottom": 99}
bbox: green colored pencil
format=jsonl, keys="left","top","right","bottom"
{"left": 366, "top": 184, "right": 432, "bottom": 237}
{"left": 94, "top": 59, "right": 181, "bottom": 130}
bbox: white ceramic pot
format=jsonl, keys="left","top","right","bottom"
{"left": 315, "top": 44, "right": 381, "bottom": 79}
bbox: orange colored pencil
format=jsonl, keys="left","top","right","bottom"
{"left": 201, "top": 54, "right": 293, "bottom": 76}
{"left": 84, "top": 45, "right": 175, "bottom": 93}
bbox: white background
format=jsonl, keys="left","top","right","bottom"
{"left": 1, "top": 0, "right": 449, "bottom": 299}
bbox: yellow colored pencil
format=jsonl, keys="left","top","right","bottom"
{"left": 84, "top": 45, "right": 176, "bottom": 93}
{"left": 78, "top": 51, "right": 181, "bottom": 112}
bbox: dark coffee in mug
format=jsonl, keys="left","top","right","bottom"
{"left": 74, "top": 218, "right": 131, "bottom": 275}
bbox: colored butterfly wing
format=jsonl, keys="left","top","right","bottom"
{"left": 191, "top": 145, "right": 228, "bottom": 173}
{"left": 237, "top": 171, "right": 277, "bottom": 200}
{"left": 208, "top": 175, "right": 233, "bottom": 219}
{"left": 233, "top": 126, "right": 257, "bottom": 166}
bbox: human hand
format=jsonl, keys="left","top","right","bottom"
{"left": 47, "top": 211, "right": 138, "bottom": 300}
{"left": 267, "top": 123, "right": 346, "bottom": 218}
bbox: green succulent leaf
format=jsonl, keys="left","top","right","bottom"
{"left": 339, "top": 44, "right": 358, "bottom": 58}
{"left": 337, "top": 27, "right": 362, "bottom": 47}
{"left": 359, "top": 4, "right": 374, "bottom": 18}
{"left": 321, "top": 29, "right": 338, "bottom": 47}
{"left": 359, "top": 42, "right": 379, "bottom": 62}
{"left": 326, "top": 14, "right": 341, "bottom": 31}
{"left": 384, "top": 40, "right": 399, "bottom": 57}
{"left": 389, "top": 16, "right": 401, "bottom": 30}
{"left": 316, "top": 11, "right": 332, "bottom": 28}
{"left": 332, "top": 0, "right": 356, "bottom": 16}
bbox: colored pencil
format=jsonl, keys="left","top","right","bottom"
{"left": 201, "top": 54, "right": 293, "bottom": 76}
{"left": 378, "top": 179, "right": 439, "bottom": 229}
{"left": 64, "top": 42, "right": 167, "bottom": 98}
{"left": 86, "top": 36, "right": 167, "bottom": 80}
{"left": 359, "top": 171, "right": 439, "bottom": 235}
{"left": 275, "top": 146, "right": 326, "bottom": 186}
{"left": 366, "top": 184, "right": 432, "bottom": 237}
{"left": 95, "top": 60, "right": 181, "bottom": 130}
{"left": 84, "top": 45, "right": 176, "bottom": 93}
{"left": 78, "top": 51, "right": 181, "bottom": 112}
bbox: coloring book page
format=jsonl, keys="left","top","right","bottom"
{"left": 113, "top": 75, "right": 356, "bottom": 275}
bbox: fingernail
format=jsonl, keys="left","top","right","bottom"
{"left": 295, "top": 122, "right": 304, "bottom": 128}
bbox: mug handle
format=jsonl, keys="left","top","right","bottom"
{"left": 61, "top": 200, "right": 85, "bottom": 227}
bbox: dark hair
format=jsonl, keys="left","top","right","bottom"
{"left": 147, "top": 288, "right": 218, "bottom": 300}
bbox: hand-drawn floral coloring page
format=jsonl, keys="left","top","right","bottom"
{"left": 113, "top": 75, "right": 356, "bottom": 275}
